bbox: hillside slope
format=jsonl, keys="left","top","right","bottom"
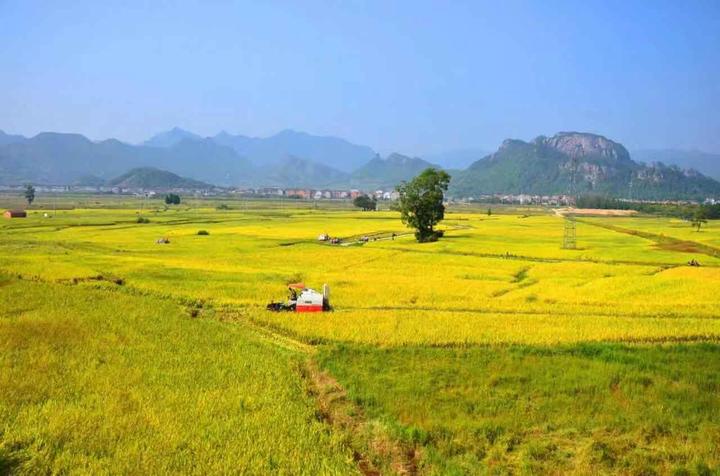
{"left": 108, "top": 167, "right": 212, "bottom": 189}
{"left": 260, "top": 156, "right": 349, "bottom": 188}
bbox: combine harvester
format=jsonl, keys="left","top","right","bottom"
{"left": 266, "top": 283, "right": 331, "bottom": 312}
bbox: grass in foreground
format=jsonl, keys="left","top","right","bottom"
{"left": 318, "top": 343, "right": 720, "bottom": 475}
{"left": 0, "top": 277, "right": 356, "bottom": 474}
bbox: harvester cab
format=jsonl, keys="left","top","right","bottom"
{"left": 266, "top": 283, "right": 331, "bottom": 312}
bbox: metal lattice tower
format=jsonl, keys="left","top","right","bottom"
{"left": 562, "top": 215, "right": 577, "bottom": 249}
{"left": 562, "top": 148, "right": 579, "bottom": 249}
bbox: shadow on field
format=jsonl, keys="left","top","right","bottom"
{"left": 0, "top": 447, "right": 23, "bottom": 476}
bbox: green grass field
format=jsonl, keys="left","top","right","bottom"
{"left": 1, "top": 197, "right": 719, "bottom": 474}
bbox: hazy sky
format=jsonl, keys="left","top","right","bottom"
{"left": 1, "top": 0, "right": 719, "bottom": 155}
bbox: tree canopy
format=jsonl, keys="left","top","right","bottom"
{"left": 353, "top": 194, "right": 377, "bottom": 211}
{"left": 24, "top": 184, "right": 35, "bottom": 206}
{"left": 165, "top": 193, "right": 181, "bottom": 205}
{"left": 396, "top": 168, "right": 451, "bottom": 242}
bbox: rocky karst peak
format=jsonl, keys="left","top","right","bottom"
{"left": 541, "top": 132, "right": 631, "bottom": 162}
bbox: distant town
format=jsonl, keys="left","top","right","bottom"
{"left": 1, "top": 183, "right": 717, "bottom": 207}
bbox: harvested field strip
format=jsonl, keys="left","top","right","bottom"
{"left": 579, "top": 219, "right": 720, "bottom": 258}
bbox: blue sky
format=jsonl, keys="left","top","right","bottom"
{"left": 1, "top": 0, "right": 719, "bottom": 155}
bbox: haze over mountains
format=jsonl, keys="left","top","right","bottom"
{"left": 1, "top": 127, "right": 719, "bottom": 200}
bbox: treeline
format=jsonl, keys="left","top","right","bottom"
{"left": 576, "top": 195, "right": 720, "bottom": 219}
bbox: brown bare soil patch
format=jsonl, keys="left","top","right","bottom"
{"left": 655, "top": 240, "right": 705, "bottom": 253}
{"left": 556, "top": 208, "right": 638, "bottom": 217}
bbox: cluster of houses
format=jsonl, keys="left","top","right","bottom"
{"left": 0, "top": 184, "right": 399, "bottom": 200}
{"left": 458, "top": 194, "right": 576, "bottom": 206}
{"left": 0, "top": 184, "right": 223, "bottom": 196}
{"left": 232, "top": 187, "right": 400, "bottom": 201}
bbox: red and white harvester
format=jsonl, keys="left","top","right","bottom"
{"left": 266, "top": 283, "right": 331, "bottom": 312}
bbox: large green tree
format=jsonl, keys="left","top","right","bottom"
{"left": 396, "top": 168, "right": 451, "bottom": 242}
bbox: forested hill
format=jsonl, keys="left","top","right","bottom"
{"left": 450, "top": 132, "right": 720, "bottom": 200}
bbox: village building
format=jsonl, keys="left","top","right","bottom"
{"left": 3, "top": 210, "right": 27, "bottom": 218}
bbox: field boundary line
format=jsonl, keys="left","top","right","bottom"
{"left": 373, "top": 245, "right": 712, "bottom": 268}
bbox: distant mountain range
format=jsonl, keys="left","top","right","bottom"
{"left": 1, "top": 127, "right": 719, "bottom": 199}
{"left": 0, "top": 128, "right": 424, "bottom": 190}
{"left": 0, "top": 131, "right": 254, "bottom": 187}
{"left": 143, "top": 127, "right": 376, "bottom": 173}
{"left": 210, "top": 129, "right": 376, "bottom": 172}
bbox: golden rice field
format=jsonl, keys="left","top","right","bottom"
{"left": 1, "top": 197, "right": 719, "bottom": 474}
{"left": 2, "top": 203, "right": 719, "bottom": 345}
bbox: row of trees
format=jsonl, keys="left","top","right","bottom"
{"left": 576, "top": 194, "right": 720, "bottom": 219}
{"left": 19, "top": 185, "right": 184, "bottom": 208}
